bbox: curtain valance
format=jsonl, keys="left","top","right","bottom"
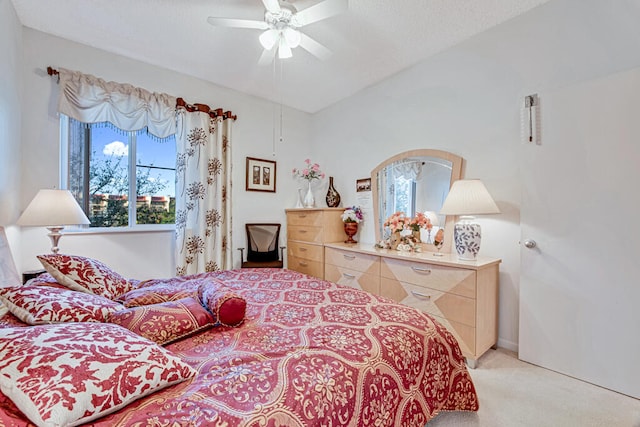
{"left": 57, "top": 68, "right": 177, "bottom": 139}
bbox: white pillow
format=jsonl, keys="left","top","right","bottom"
{"left": 0, "top": 322, "right": 196, "bottom": 427}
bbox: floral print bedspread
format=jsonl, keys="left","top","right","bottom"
{"left": 0, "top": 268, "right": 478, "bottom": 426}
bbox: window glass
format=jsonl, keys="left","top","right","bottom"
{"left": 65, "top": 117, "right": 176, "bottom": 228}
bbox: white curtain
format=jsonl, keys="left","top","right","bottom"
{"left": 393, "top": 160, "right": 423, "bottom": 181}
{"left": 57, "top": 68, "right": 176, "bottom": 138}
{"left": 175, "top": 108, "right": 233, "bottom": 275}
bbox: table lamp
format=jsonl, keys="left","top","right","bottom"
{"left": 439, "top": 179, "right": 500, "bottom": 260}
{"left": 17, "top": 189, "right": 90, "bottom": 253}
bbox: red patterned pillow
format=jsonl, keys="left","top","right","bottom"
{"left": 37, "top": 254, "right": 134, "bottom": 299}
{"left": 198, "top": 282, "right": 246, "bottom": 327}
{"left": 117, "top": 280, "right": 201, "bottom": 307}
{"left": 0, "top": 322, "right": 196, "bottom": 426}
{"left": 0, "top": 285, "right": 124, "bottom": 325}
{"left": 108, "top": 297, "right": 214, "bottom": 345}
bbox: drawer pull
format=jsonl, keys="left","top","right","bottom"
{"left": 299, "top": 247, "right": 308, "bottom": 252}
{"left": 411, "top": 291, "right": 431, "bottom": 301}
{"left": 299, "top": 261, "right": 308, "bottom": 267}
{"left": 342, "top": 273, "right": 356, "bottom": 279}
{"left": 411, "top": 266, "right": 432, "bottom": 274}
{"left": 297, "top": 214, "right": 307, "bottom": 218}
{"left": 299, "top": 230, "right": 308, "bottom": 234}
{"left": 343, "top": 254, "right": 356, "bottom": 260}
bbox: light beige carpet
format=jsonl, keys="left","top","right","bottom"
{"left": 428, "top": 349, "right": 640, "bottom": 427}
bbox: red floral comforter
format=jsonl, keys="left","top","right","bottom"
{"left": 0, "top": 268, "right": 478, "bottom": 426}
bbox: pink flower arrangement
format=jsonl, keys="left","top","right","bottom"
{"left": 292, "top": 159, "right": 325, "bottom": 181}
{"left": 409, "top": 212, "right": 433, "bottom": 232}
{"left": 384, "top": 211, "right": 433, "bottom": 233}
{"left": 383, "top": 211, "right": 411, "bottom": 233}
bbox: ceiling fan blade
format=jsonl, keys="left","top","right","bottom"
{"left": 294, "top": 0, "right": 348, "bottom": 27}
{"left": 258, "top": 47, "right": 277, "bottom": 66}
{"left": 299, "top": 33, "right": 332, "bottom": 60}
{"left": 207, "top": 17, "right": 268, "bottom": 30}
{"left": 261, "top": 0, "right": 281, "bottom": 13}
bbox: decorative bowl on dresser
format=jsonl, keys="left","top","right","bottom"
{"left": 324, "top": 242, "right": 501, "bottom": 368}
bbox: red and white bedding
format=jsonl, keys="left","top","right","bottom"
{"left": 1, "top": 267, "right": 478, "bottom": 426}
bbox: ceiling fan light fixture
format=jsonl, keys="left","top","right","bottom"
{"left": 259, "top": 29, "right": 279, "bottom": 50}
{"left": 278, "top": 37, "right": 293, "bottom": 59}
{"left": 283, "top": 27, "right": 301, "bottom": 48}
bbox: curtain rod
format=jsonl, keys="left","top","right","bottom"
{"left": 47, "top": 66, "right": 237, "bottom": 121}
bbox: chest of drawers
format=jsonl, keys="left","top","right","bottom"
{"left": 285, "top": 208, "right": 344, "bottom": 279}
{"left": 324, "top": 242, "right": 500, "bottom": 367}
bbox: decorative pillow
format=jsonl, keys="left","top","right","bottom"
{"left": 117, "top": 280, "right": 202, "bottom": 308}
{"left": 108, "top": 297, "right": 214, "bottom": 345}
{"left": 37, "top": 254, "right": 134, "bottom": 299}
{"left": 0, "top": 323, "right": 196, "bottom": 427}
{"left": 0, "top": 285, "right": 124, "bottom": 325}
{"left": 198, "top": 282, "right": 246, "bottom": 327}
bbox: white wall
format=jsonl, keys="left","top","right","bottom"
{"left": 19, "top": 28, "right": 313, "bottom": 279}
{"left": 311, "top": 0, "right": 640, "bottom": 351}
{"left": 0, "top": 0, "right": 23, "bottom": 269}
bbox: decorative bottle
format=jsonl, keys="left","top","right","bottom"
{"left": 325, "top": 176, "right": 341, "bottom": 208}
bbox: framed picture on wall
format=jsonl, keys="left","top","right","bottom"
{"left": 246, "top": 157, "right": 276, "bottom": 192}
{"left": 356, "top": 178, "right": 371, "bottom": 192}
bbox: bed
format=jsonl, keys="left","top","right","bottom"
{"left": 0, "top": 253, "right": 478, "bottom": 426}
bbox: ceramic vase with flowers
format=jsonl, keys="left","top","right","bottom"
{"left": 293, "top": 159, "right": 325, "bottom": 208}
{"left": 341, "top": 206, "right": 363, "bottom": 243}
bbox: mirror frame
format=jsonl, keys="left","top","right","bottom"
{"left": 371, "top": 149, "right": 464, "bottom": 253}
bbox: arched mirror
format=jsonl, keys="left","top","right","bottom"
{"left": 371, "top": 149, "right": 463, "bottom": 252}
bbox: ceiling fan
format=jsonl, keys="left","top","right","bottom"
{"left": 207, "top": 0, "right": 348, "bottom": 65}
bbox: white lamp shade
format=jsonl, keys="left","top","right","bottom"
{"left": 17, "top": 189, "right": 90, "bottom": 227}
{"left": 259, "top": 29, "right": 279, "bottom": 50}
{"left": 423, "top": 211, "right": 439, "bottom": 227}
{"left": 440, "top": 179, "right": 500, "bottom": 216}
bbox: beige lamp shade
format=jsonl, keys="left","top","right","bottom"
{"left": 17, "top": 189, "right": 90, "bottom": 227}
{"left": 439, "top": 179, "right": 499, "bottom": 260}
{"left": 440, "top": 179, "right": 500, "bottom": 216}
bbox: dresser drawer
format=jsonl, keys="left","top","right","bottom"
{"left": 325, "top": 264, "right": 380, "bottom": 295}
{"left": 380, "top": 257, "right": 476, "bottom": 299}
{"left": 288, "top": 225, "right": 323, "bottom": 243}
{"left": 429, "top": 313, "right": 476, "bottom": 356}
{"left": 325, "top": 247, "right": 380, "bottom": 275}
{"left": 288, "top": 255, "right": 323, "bottom": 279}
{"left": 288, "top": 241, "right": 323, "bottom": 261}
{"left": 287, "top": 211, "right": 323, "bottom": 226}
{"left": 380, "top": 277, "right": 476, "bottom": 327}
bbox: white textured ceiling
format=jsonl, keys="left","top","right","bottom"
{"left": 10, "top": 0, "right": 550, "bottom": 113}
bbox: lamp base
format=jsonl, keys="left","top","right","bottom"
{"left": 46, "top": 226, "right": 64, "bottom": 254}
{"left": 453, "top": 217, "right": 481, "bottom": 260}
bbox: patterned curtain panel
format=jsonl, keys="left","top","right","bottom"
{"left": 175, "top": 108, "right": 233, "bottom": 275}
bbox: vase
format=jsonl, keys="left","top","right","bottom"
{"left": 325, "top": 176, "right": 341, "bottom": 208}
{"left": 389, "top": 231, "right": 402, "bottom": 250}
{"left": 412, "top": 230, "right": 421, "bottom": 243}
{"left": 344, "top": 222, "right": 358, "bottom": 243}
{"left": 303, "top": 181, "right": 315, "bottom": 208}
{"left": 295, "top": 188, "right": 304, "bottom": 208}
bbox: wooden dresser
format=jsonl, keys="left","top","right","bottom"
{"left": 285, "top": 208, "right": 345, "bottom": 279}
{"left": 324, "top": 242, "right": 500, "bottom": 368}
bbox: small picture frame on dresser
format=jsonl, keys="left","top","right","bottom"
{"left": 246, "top": 157, "right": 276, "bottom": 192}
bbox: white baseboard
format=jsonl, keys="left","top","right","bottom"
{"left": 497, "top": 338, "right": 518, "bottom": 353}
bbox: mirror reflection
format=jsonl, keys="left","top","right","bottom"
{"left": 371, "top": 149, "right": 463, "bottom": 248}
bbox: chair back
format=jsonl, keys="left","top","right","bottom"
{"left": 246, "top": 223, "right": 281, "bottom": 263}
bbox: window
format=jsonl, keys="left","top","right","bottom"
{"left": 62, "top": 116, "right": 176, "bottom": 228}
